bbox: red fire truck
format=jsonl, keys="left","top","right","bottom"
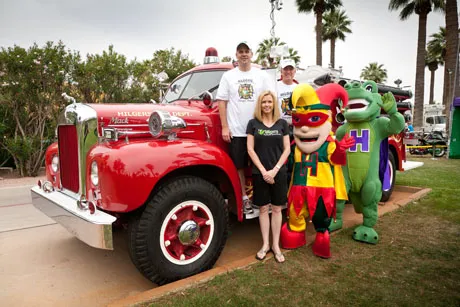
{"left": 31, "top": 48, "right": 410, "bottom": 284}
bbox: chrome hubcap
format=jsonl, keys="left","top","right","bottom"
{"left": 178, "top": 220, "right": 200, "bottom": 245}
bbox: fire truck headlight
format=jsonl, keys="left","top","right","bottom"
{"left": 90, "top": 161, "right": 99, "bottom": 186}
{"left": 149, "top": 111, "right": 164, "bottom": 137}
{"left": 148, "top": 111, "right": 187, "bottom": 138}
{"left": 51, "top": 155, "right": 59, "bottom": 173}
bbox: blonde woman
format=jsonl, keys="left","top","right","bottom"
{"left": 246, "top": 90, "right": 291, "bottom": 263}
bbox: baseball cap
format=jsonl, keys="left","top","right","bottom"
{"left": 280, "top": 58, "right": 296, "bottom": 69}
{"left": 236, "top": 41, "right": 251, "bottom": 51}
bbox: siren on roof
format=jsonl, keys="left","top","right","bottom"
{"left": 204, "top": 47, "right": 220, "bottom": 64}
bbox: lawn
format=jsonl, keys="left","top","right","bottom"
{"left": 146, "top": 157, "right": 460, "bottom": 307}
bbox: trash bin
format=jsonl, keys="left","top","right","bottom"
{"left": 449, "top": 97, "right": 460, "bottom": 159}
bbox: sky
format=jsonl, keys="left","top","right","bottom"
{"left": 0, "top": 0, "right": 449, "bottom": 104}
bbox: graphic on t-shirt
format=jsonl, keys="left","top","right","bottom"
{"left": 258, "top": 129, "right": 281, "bottom": 136}
{"left": 281, "top": 97, "right": 291, "bottom": 114}
{"left": 238, "top": 84, "right": 254, "bottom": 100}
{"left": 279, "top": 90, "right": 293, "bottom": 115}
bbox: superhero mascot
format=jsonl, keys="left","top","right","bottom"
{"left": 280, "top": 83, "right": 355, "bottom": 258}
{"left": 329, "top": 81, "right": 405, "bottom": 244}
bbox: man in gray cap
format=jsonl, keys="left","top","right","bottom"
{"left": 216, "top": 41, "right": 274, "bottom": 214}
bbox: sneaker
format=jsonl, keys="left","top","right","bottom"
{"left": 243, "top": 199, "right": 254, "bottom": 214}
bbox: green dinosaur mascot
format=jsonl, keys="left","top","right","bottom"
{"left": 329, "top": 81, "right": 405, "bottom": 244}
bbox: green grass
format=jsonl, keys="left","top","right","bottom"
{"left": 146, "top": 157, "right": 460, "bottom": 307}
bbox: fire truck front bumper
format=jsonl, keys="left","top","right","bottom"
{"left": 31, "top": 186, "right": 117, "bottom": 250}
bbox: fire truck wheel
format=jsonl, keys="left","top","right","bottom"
{"left": 381, "top": 151, "right": 396, "bottom": 202}
{"left": 131, "top": 176, "right": 228, "bottom": 285}
{"left": 128, "top": 215, "right": 142, "bottom": 270}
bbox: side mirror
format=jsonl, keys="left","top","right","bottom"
{"left": 202, "top": 91, "right": 213, "bottom": 108}
{"left": 188, "top": 91, "right": 213, "bottom": 107}
{"left": 171, "top": 84, "right": 182, "bottom": 94}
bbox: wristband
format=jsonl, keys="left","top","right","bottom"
{"left": 275, "top": 165, "right": 281, "bottom": 170}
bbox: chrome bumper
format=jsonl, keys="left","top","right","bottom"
{"left": 31, "top": 186, "right": 117, "bottom": 250}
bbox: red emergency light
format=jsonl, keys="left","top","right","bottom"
{"left": 204, "top": 47, "right": 219, "bottom": 64}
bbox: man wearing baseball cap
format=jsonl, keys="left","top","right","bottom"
{"left": 277, "top": 58, "right": 297, "bottom": 125}
{"left": 216, "top": 41, "right": 275, "bottom": 214}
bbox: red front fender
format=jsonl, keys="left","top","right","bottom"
{"left": 87, "top": 139, "right": 243, "bottom": 219}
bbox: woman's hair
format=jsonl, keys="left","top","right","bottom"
{"left": 254, "top": 90, "right": 280, "bottom": 122}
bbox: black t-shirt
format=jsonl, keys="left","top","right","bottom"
{"left": 246, "top": 118, "right": 289, "bottom": 174}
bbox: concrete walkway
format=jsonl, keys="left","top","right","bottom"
{"left": 109, "top": 185, "right": 431, "bottom": 307}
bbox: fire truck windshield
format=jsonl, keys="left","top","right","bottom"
{"left": 163, "top": 70, "right": 226, "bottom": 103}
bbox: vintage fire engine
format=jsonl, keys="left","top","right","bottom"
{"left": 31, "top": 48, "right": 410, "bottom": 284}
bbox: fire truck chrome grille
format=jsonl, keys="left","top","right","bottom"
{"left": 58, "top": 125, "right": 80, "bottom": 193}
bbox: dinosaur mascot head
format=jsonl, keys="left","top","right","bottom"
{"left": 291, "top": 83, "right": 348, "bottom": 154}
{"left": 343, "top": 80, "right": 382, "bottom": 123}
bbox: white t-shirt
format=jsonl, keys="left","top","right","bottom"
{"left": 276, "top": 81, "right": 297, "bottom": 125}
{"left": 216, "top": 67, "right": 274, "bottom": 137}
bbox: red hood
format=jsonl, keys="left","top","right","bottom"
{"left": 88, "top": 102, "right": 216, "bottom": 131}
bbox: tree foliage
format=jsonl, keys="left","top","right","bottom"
{"left": 73, "top": 45, "right": 131, "bottom": 103}
{"left": 360, "top": 62, "right": 388, "bottom": 83}
{"left": 427, "top": 26, "right": 446, "bottom": 59}
{"left": 0, "top": 42, "right": 196, "bottom": 176}
{"left": 296, "top": 0, "right": 343, "bottom": 66}
{"left": 256, "top": 37, "right": 286, "bottom": 67}
{"left": 0, "top": 41, "right": 77, "bottom": 176}
{"left": 255, "top": 37, "right": 301, "bottom": 68}
{"left": 148, "top": 48, "right": 196, "bottom": 83}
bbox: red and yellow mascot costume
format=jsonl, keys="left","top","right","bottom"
{"left": 280, "top": 83, "right": 354, "bottom": 258}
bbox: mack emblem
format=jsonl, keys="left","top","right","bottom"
{"left": 110, "top": 117, "right": 129, "bottom": 124}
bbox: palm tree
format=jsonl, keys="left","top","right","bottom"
{"left": 255, "top": 37, "right": 286, "bottom": 67}
{"left": 427, "top": 26, "right": 446, "bottom": 59}
{"left": 443, "top": 0, "right": 459, "bottom": 136}
{"left": 322, "top": 9, "right": 352, "bottom": 69}
{"left": 255, "top": 38, "right": 302, "bottom": 68}
{"left": 426, "top": 27, "right": 445, "bottom": 105}
{"left": 425, "top": 51, "right": 443, "bottom": 105}
{"left": 296, "top": 0, "right": 343, "bottom": 66}
{"left": 288, "top": 48, "right": 302, "bottom": 66}
{"left": 360, "top": 62, "right": 388, "bottom": 83}
{"left": 389, "top": 0, "right": 445, "bottom": 129}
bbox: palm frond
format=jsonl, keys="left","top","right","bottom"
{"left": 399, "top": 2, "right": 416, "bottom": 20}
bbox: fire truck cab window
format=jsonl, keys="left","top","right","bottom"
{"left": 163, "top": 70, "right": 225, "bottom": 103}
{"left": 163, "top": 74, "right": 191, "bottom": 103}
{"left": 426, "top": 117, "right": 434, "bottom": 124}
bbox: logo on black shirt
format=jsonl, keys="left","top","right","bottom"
{"left": 258, "top": 129, "right": 281, "bottom": 136}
